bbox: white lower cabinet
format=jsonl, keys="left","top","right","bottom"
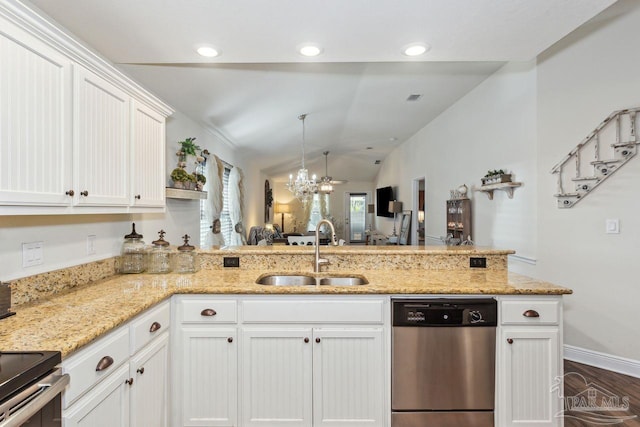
{"left": 312, "top": 329, "right": 384, "bottom": 426}
{"left": 63, "top": 301, "right": 171, "bottom": 427}
{"left": 497, "top": 297, "right": 563, "bottom": 427}
{"left": 64, "top": 364, "right": 130, "bottom": 427}
{"left": 240, "top": 327, "right": 385, "bottom": 427}
{"left": 241, "top": 328, "right": 313, "bottom": 427}
{"left": 173, "top": 295, "right": 388, "bottom": 427}
{"left": 180, "top": 327, "right": 238, "bottom": 426}
{"left": 129, "top": 331, "right": 169, "bottom": 427}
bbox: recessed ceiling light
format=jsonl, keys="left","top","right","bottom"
{"left": 196, "top": 45, "right": 219, "bottom": 58}
{"left": 299, "top": 44, "right": 323, "bottom": 57}
{"left": 402, "top": 43, "right": 430, "bottom": 57}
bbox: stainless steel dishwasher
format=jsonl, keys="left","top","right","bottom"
{"left": 391, "top": 298, "right": 497, "bottom": 427}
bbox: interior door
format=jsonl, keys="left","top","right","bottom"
{"left": 344, "top": 193, "right": 367, "bottom": 244}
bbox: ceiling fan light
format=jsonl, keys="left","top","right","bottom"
{"left": 196, "top": 45, "right": 219, "bottom": 58}
{"left": 402, "top": 43, "right": 429, "bottom": 57}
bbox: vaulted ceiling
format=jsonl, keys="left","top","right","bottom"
{"left": 28, "top": 0, "right": 615, "bottom": 182}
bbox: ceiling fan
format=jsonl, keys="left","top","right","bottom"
{"left": 318, "top": 151, "right": 348, "bottom": 193}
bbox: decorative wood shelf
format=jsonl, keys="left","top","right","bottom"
{"left": 165, "top": 187, "right": 207, "bottom": 200}
{"left": 477, "top": 182, "right": 522, "bottom": 200}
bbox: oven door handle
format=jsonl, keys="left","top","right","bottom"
{"left": 0, "top": 369, "right": 70, "bottom": 427}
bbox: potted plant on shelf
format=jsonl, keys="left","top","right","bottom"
{"left": 176, "top": 137, "right": 200, "bottom": 167}
{"left": 170, "top": 167, "right": 191, "bottom": 189}
{"left": 194, "top": 173, "right": 206, "bottom": 191}
{"left": 482, "top": 169, "right": 512, "bottom": 185}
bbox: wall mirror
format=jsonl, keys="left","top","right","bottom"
{"left": 399, "top": 211, "right": 412, "bottom": 245}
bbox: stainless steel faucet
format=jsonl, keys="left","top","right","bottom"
{"left": 314, "top": 219, "right": 338, "bottom": 272}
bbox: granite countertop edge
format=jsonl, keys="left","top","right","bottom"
{"left": 0, "top": 269, "right": 571, "bottom": 357}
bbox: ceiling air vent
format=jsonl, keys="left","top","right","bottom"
{"left": 406, "top": 94, "right": 422, "bottom": 101}
{"left": 375, "top": 160, "right": 381, "bottom": 165}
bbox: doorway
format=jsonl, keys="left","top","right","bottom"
{"left": 344, "top": 192, "right": 369, "bottom": 244}
{"left": 413, "top": 178, "right": 425, "bottom": 246}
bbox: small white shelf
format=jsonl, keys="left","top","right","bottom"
{"left": 477, "top": 182, "right": 522, "bottom": 200}
{"left": 165, "top": 187, "right": 207, "bottom": 200}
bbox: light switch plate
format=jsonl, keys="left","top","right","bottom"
{"left": 605, "top": 218, "right": 619, "bottom": 234}
{"left": 22, "top": 241, "right": 44, "bottom": 267}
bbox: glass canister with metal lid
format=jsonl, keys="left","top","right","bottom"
{"left": 147, "top": 230, "right": 172, "bottom": 274}
{"left": 173, "top": 234, "right": 199, "bottom": 273}
{"left": 120, "top": 223, "right": 147, "bottom": 273}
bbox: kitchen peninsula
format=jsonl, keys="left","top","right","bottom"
{"left": 1, "top": 246, "right": 570, "bottom": 427}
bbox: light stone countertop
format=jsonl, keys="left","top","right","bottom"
{"left": 0, "top": 268, "right": 571, "bottom": 357}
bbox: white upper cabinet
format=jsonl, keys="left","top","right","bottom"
{"left": 0, "top": 15, "right": 73, "bottom": 206}
{"left": 130, "top": 100, "right": 165, "bottom": 207}
{"left": 0, "top": 2, "right": 172, "bottom": 214}
{"left": 74, "top": 66, "right": 130, "bottom": 206}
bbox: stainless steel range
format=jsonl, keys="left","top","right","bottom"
{"left": 391, "top": 298, "right": 497, "bottom": 427}
{"left": 0, "top": 351, "right": 69, "bottom": 427}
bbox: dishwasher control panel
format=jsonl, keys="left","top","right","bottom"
{"left": 392, "top": 298, "right": 497, "bottom": 326}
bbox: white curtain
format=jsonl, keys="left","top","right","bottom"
{"left": 228, "top": 166, "right": 247, "bottom": 245}
{"left": 204, "top": 155, "right": 225, "bottom": 247}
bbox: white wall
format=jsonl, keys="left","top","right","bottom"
{"left": 375, "top": 61, "right": 538, "bottom": 275}
{"left": 0, "top": 110, "right": 243, "bottom": 281}
{"left": 535, "top": 0, "right": 640, "bottom": 360}
{"left": 374, "top": 0, "right": 640, "bottom": 360}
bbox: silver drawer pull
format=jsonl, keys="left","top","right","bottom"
{"left": 523, "top": 309, "right": 540, "bottom": 318}
{"left": 95, "top": 356, "right": 114, "bottom": 371}
{"left": 201, "top": 308, "right": 217, "bottom": 316}
{"left": 149, "top": 321, "right": 162, "bottom": 332}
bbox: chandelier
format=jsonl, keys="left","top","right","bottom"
{"left": 286, "top": 114, "right": 318, "bottom": 201}
{"left": 318, "top": 151, "right": 334, "bottom": 194}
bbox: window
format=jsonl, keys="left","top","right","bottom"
{"left": 220, "top": 166, "right": 232, "bottom": 244}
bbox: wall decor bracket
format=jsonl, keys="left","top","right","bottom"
{"left": 551, "top": 108, "right": 639, "bottom": 208}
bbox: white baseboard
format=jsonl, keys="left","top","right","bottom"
{"left": 564, "top": 344, "right": 640, "bottom": 379}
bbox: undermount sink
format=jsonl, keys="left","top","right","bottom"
{"left": 256, "top": 275, "right": 317, "bottom": 286}
{"left": 256, "top": 274, "right": 368, "bottom": 286}
{"left": 318, "top": 276, "right": 369, "bottom": 286}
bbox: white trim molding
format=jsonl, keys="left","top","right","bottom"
{"left": 564, "top": 344, "right": 640, "bottom": 379}
{"left": 508, "top": 254, "right": 537, "bottom": 265}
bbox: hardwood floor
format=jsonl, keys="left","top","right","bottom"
{"left": 563, "top": 360, "right": 640, "bottom": 426}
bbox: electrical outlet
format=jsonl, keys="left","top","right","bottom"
{"left": 22, "top": 241, "right": 44, "bottom": 267}
{"left": 223, "top": 257, "right": 240, "bottom": 268}
{"left": 87, "top": 235, "right": 97, "bottom": 255}
{"left": 470, "top": 257, "right": 487, "bottom": 268}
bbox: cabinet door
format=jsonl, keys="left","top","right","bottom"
{"left": 180, "top": 327, "right": 237, "bottom": 427}
{"left": 74, "top": 66, "right": 130, "bottom": 206}
{"left": 130, "top": 100, "right": 165, "bottom": 207}
{"left": 499, "top": 327, "right": 561, "bottom": 427}
{"left": 64, "top": 363, "right": 130, "bottom": 427}
{"left": 129, "top": 332, "right": 169, "bottom": 427}
{"left": 241, "top": 328, "right": 313, "bottom": 427}
{"left": 0, "top": 17, "right": 73, "bottom": 206}
{"left": 312, "top": 329, "right": 384, "bottom": 426}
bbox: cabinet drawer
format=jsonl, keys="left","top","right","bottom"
{"left": 62, "top": 326, "right": 129, "bottom": 408}
{"left": 179, "top": 299, "right": 237, "bottom": 323}
{"left": 501, "top": 299, "right": 560, "bottom": 325}
{"left": 242, "top": 299, "right": 385, "bottom": 324}
{"left": 130, "top": 301, "right": 170, "bottom": 355}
